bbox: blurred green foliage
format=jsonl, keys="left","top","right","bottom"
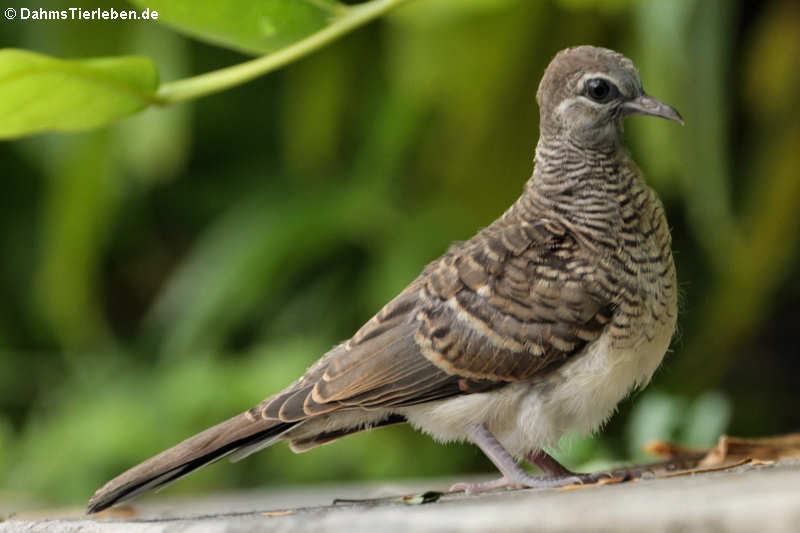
{"left": 1, "top": 0, "right": 799, "bottom": 509}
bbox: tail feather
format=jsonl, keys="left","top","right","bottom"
{"left": 87, "top": 412, "right": 295, "bottom": 514}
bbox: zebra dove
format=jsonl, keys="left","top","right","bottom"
{"left": 88, "top": 45, "right": 682, "bottom": 513}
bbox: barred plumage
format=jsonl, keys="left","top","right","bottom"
{"left": 88, "top": 45, "right": 683, "bottom": 513}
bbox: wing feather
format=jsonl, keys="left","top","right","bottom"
{"left": 255, "top": 218, "right": 614, "bottom": 421}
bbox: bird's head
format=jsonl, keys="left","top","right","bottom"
{"left": 536, "top": 46, "right": 682, "bottom": 148}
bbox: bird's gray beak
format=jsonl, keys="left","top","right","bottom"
{"left": 622, "top": 94, "right": 684, "bottom": 125}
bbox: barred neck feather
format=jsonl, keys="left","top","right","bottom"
{"left": 502, "top": 134, "right": 642, "bottom": 245}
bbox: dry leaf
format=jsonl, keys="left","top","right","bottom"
{"left": 661, "top": 457, "right": 751, "bottom": 478}
{"left": 699, "top": 434, "right": 800, "bottom": 467}
{"left": 643, "top": 440, "right": 704, "bottom": 458}
{"left": 642, "top": 433, "right": 800, "bottom": 476}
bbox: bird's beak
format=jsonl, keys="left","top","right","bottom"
{"left": 622, "top": 94, "right": 684, "bottom": 125}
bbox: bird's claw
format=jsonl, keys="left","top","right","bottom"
{"left": 450, "top": 472, "right": 588, "bottom": 495}
{"left": 450, "top": 476, "right": 521, "bottom": 494}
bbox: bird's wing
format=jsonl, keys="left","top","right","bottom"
{"left": 415, "top": 218, "right": 616, "bottom": 380}
{"left": 254, "top": 218, "right": 615, "bottom": 422}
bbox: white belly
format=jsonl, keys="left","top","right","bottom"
{"left": 399, "top": 321, "right": 673, "bottom": 458}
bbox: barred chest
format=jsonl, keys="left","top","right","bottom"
{"left": 608, "top": 181, "right": 678, "bottom": 350}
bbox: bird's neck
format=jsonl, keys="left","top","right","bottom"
{"left": 531, "top": 131, "right": 626, "bottom": 188}
{"left": 504, "top": 132, "right": 645, "bottom": 236}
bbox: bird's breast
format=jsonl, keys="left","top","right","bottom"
{"left": 508, "top": 316, "right": 674, "bottom": 455}
{"left": 399, "top": 311, "right": 674, "bottom": 458}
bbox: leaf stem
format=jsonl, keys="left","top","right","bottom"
{"left": 155, "top": 0, "right": 408, "bottom": 105}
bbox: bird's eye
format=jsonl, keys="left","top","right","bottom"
{"left": 585, "top": 78, "right": 619, "bottom": 103}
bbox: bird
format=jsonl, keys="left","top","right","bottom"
{"left": 87, "top": 45, "right": 683, "bottom": 513}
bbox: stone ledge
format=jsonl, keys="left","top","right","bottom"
{"left": 3, "top": 459, "right": 799, "bottom": 533}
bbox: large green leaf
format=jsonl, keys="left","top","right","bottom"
{"left": 0, "top": 49, "right": 158, "bottom": 138}
{"left": 129, "top": 0, "right": 347, "bottom": 55}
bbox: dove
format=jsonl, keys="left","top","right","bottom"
{"left": 88, "top": 45, "right": 682, "bottom": 513}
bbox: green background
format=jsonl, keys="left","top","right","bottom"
{"left": 1, "top": 0, "right": 799, "bottom": 509}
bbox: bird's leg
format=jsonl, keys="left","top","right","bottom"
{"left": 450, "top": 424, "right": 582, "bottom": 494}
{"left": 527, "top": 450, "right": 625, "bottom": 483}
{"left": 526, "top": 450, "right": 575, "bottom": 476}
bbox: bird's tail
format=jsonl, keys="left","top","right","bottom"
{"left": 86, "top": 412, "right": 295, "bottom": 514}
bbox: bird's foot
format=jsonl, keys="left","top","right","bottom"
{"left": 456, "top": 425, "right": 586, "bottom": 495}
{"left": 568, "top": 471, "right": 616, "bottom": 483}
{"left": 526, "top": 450, "right": 620, "bottom": 484}
{"left": 456, "top": 425, "right": 625, "bottom": 495}
{"left": 449, "top": 476, "right": 516, "bottom": 494}
{"left": 450, "top": 471, "right": 582, "bottom": 495}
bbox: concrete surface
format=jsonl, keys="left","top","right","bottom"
{"left": 2, "top": 459, "right": 799, "bottom": 532}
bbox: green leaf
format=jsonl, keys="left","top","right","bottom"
{"left": 152, "top": 0, "right": 408, "bottom": 103}
{"left": 0, "top": 49, "right": 158, "bottom": 139}
{"left": 129, "top": 0, "right": 347, "bottom": 55}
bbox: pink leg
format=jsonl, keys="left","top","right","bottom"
{"left": 450, "top": 424, "right": 582, "bottom": 494}
{"left": 527, "top": 450, "right": 620, "bottom": 484}
{"left": 526, "top": 450, "right": 575, "bottom": 476}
